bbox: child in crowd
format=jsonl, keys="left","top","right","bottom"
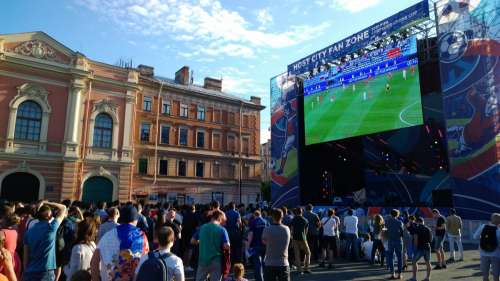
{"left": 361, "top": 233, "right": 373, "bottom": 261}
{"left": 225, "top": 263, "right": 248, "bottom": 281}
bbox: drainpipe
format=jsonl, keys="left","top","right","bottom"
{"left": 129, "top": 89, "right": 138, "bottom": 202}
{"left": 153, "top": 81, "right": 164, "bottom": 186}
{"left": 78, "top": 77, "right": 93, "bottom": 199}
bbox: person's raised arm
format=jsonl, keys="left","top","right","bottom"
{"left": 45, "top": 202, "right": 67, "bottom": 223}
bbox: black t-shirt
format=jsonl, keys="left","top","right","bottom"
{"left": 435, "top": 216, "right": 446, "bottom": 237}
{"left": 164, "top": 219, "right": 182, "bottom": 240}
{"left": 415, "top": 224, "right": 432, "bottom": 250}
{"left": 291, "top": 216, "right": 308, "bottom": 241}
{"left": 407, "top": 222, "right": 417, "bottom": 235}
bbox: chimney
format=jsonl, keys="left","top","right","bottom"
{"left": 250, "top": 96, "right": 261, "bottom": 105}
{"left": 137, "top": 64, "right": 154, "bottom": 77}
{"left": 175, "top": 66, "right": 190, "bottom": 85}
{"left": 203, "top": 77, "right": 222, "bottom": 91}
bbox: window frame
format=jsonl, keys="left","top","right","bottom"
{"left": 140, "top": 123, "right": 151, "bottom": 142}
{"left": 196, "top": 161, "right": 204, "bottom": 178}
{"left": 160, "top": 125, "right": 170, "bottom": 145}
{"left": 92, "top": 113, "right": 113, "bottom": 148}
{"left": 143, "top": 96, "right": 152, "bottom": 112}
{"left": 159, "top": 159, "right": 168, "bottom": 176}
{"left": 178, "top": 160, "right": 187, "bottom": 177}
{"left": 138, "top": 158, "right": 148, "bottom": 174}
{"left": 197, "top": 105, "right": 205, "bottom": 121}
{"left": 14, "top": 100, "right": 43, "bottom": 142}
{"left": 196, "top": 130, "right": 205, "bottom": 148}
{"left": 162, "top": 100, "right": 171, "bottom": 115}
{"left": 180, "top": 103, "right": 189, "bottom": 118}
{"left": 179, "top": 127, "right": 188, "bottom": 146}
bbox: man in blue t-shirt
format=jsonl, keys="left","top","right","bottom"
{"left": 247, "top": 210, "right": 269, "bottom": 281}
{"left": 23, "top": 201, "right": 67, "bottom": 281}
{"left": 225, "top": 202, "right": 243, "bottom": 263}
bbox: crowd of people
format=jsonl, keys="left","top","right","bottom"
{"left": 0, "top": 199, "right": 498, "bottom": 281}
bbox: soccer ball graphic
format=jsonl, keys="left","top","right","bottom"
{"left": 439, "top": 31, "right": 468, "bottom": 63}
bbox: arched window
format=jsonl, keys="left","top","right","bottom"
{"left": 14, "top": 101, "right": 42, "bottom": 141}
{"left": 93, "top": 113, "right": 113, "bottom": 148}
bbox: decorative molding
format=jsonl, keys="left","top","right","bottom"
{"left": 72, "top": 53, "right": 89, "bottom": 71}
{"left": 12, "top": 83, "right": 52, "bottom": 112}
{"left": 17, "top": 160, "right": 30, "bottom": 172}
{"left": 0, "top": 70, "right": 69, "bottom": 87}
{"left": 93, "top": 99, "right": 118, "bottom": 115}
{"left": 11, "top": 40, "right": 64, "bottom": 64}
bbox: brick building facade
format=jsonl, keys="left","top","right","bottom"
{"left": 0, "top": 32, "right": 264, "bottom": 204}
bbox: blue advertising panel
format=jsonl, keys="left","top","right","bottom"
{"left": 436, "top": 0, "right": 500, "bottom": 219}
{"left": 288, "top": 0, "right": 429, "bottom": 75}
{"left": 270, "top": 73, "right": 300, "bottom": 207}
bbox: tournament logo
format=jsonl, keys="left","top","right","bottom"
{"left": 439, "top": 31, "right": 468, "bottom": 63}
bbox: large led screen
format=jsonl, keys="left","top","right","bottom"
{"left": 304, "top": 37, "right": 424, "bottom": 145}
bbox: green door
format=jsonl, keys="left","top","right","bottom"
{"left": 82, "top": 176, "right": 113, "bottom": 203}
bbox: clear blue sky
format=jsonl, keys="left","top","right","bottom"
{"left": 1, "top": 0, "right": 421, "bottom": 143}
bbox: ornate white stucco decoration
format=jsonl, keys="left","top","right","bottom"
{"left": 12, "top": 83, "right": 52, "bottom": 112}
{"left": 13, "top": 40, "right": 60, "bottom": 62}
{"left": 93, "top": 99, "right": 118, "bottom": 114}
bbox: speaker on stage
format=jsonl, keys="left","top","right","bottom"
{"left": 432, "top": 189, "right": 454, "bottom": 207}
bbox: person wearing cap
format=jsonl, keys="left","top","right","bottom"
{"left": 90, "top": 205, "right": 149, "bottom": 281}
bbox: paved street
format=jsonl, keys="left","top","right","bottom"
{"left": 188, "top": 246, "right": 483, "bottom": 281}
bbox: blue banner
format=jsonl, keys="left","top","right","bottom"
{"left": 287, "top": 0, "right": 429, "bottom": 75}
{"left": 270, "top": 73, "right": 301, "bottom": 207}
{"left": 436, "top": 0, "right": 500, "bottom": 220}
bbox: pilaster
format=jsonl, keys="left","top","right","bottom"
{"left": 63, "top": 78, "right": 86, "bottom": 158}
{"left": 60, "top": 161, "right": 78, "bottom": 200}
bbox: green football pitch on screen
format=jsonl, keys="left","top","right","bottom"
{"left": 304, "top": 67, "right": 424, "bottom": 145}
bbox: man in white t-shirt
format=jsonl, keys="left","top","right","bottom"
{"left": 343, "top": 209, "right": 359, "bottom": 260}
{"left": 319, "top": 209, "right": 338, "bottom": 268}
{"left": 135, "top": 226, "right": 185, "bottom": 281}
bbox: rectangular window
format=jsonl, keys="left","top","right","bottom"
{"left": 242, "top": 137, "right": 249, "bottom": 154}
{"left": 159, "top": 159, "right": 168, "bottom": 175}
{"left": 228, "top": 164, "right": 235, "bottom": 179}
{"left": 228, "top": 112, "right": 235, "bottom": 125}
{"left": 178, "top": 161, "right": 186, "bottom": 176}
{"left": 140, "top": 123, "right": 150, "bottom": 142}
{"left": 213, "top": 163, "right": 220, "bottom": 178}
{"left": 138, "top": 158, "right": 148, "bottom": 174}
{"left": 162, "top": 100, "right": 171, "bottom": 115}
{"left": 143, "top": 96, "right": 152, "bottom": 112}
{"left": 213, "top": 110, "right": 220, "bottom": 123}
{"left": 243, "top": 115, "right": 249, "bottom": 128}
{"left": 179, "top": 127, "right": 188, "bottom": 146}
{"left": 197, "top": 131, "right": 205, "bottom": 148}
{"left": 228, "top": 135, "right": 236, "bottom": 152}
{"left": 243, "top": 166, "right": 250, "bottom": 179}
{"left": 197, "top": 105, "right": 205, "bottom": 121}
{"left": 196, "top": 162, "right": 204, "bottom": 178}
{"left": 212, "top": 133, "right": 221, "bottom": 150}
{"left": 180, "top": 104, "right": 188, "bottom": 118}
{"left": 160, "top": 125, "right": 170, "bottom": 144}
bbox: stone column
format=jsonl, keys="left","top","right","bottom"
{"left": 121, "top": 92, "right": 135, "bottom": 162}
{"left": 63, "top": 78, "right": 86, "bottom": 158}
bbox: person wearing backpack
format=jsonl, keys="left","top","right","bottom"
{"left": 409, "top": 217, "right": 433, "bottom": 281}
{"left": 135, "top": 226, "right": 184, "bottom": 281}
{"left": 473, "top": 213, "right": 500, "bottom": 281}
{"left": 90, "top": 205, "right": 149, "bottom": 281}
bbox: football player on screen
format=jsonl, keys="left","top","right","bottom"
{"left": 276, "top": 101, "right": 296, "bottom": 176}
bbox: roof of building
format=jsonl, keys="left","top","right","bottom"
{"left": 152, "top": 75, "right": 265, "bottom": 110}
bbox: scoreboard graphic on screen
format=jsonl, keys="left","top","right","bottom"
{"left": 303, "top": 36, "right": 424, "bottom": 145}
